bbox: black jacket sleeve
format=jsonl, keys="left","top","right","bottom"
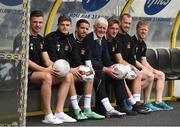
{"left": 68, "top": 35, "right": 82, "bottom": 67}
{"left": 102, "top": 38, "right": 113, "bottom": 67}
{"left": 43, "top": 32, "right": 59, "bottom": 62}
{"left": 128, "top": 36, "right": 136, "bottom": 66}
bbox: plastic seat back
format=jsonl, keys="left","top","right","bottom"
{"left": 146, "top": 48, "right": 158, "bottom": 69}
{"left": 169, "top": 48, "right": 180, "bottom": 73}
{"left": 156, "top": 48, "right": 171, "bottom": 74}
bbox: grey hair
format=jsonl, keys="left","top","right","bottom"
{"left": 94, "top": 17, "right": 108, "bottom": 26}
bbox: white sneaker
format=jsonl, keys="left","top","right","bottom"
{"left": 107, "top": 108, "right": 126, "bottom": 117}
{"left": 42, "top": 113, "right": 63, "bottom": 124}
{"left": 55, "top": 112, "right": 77, "bottom": 122}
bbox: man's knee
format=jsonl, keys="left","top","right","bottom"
{"left": 147, "top": 72, "right": 154, "bottom": 81}
{"left": 157, "top": 71, "right": 165, "bottom": 80}
{"left": 141, "top": 70, "right": 154, "bottom": 82}
{"left": 42, "top": 73, "right": 53, "bottom": 84}
{"left": 65, "top": 73, "right": 73, "bottom": 82}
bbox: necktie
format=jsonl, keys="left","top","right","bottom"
{"left": 97, "top": 39, "right": 102, "bottom": 46}
{"left": 96, "top": 39, "right": 102, "bottom": 58}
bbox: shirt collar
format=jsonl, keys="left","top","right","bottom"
{"left": 135, "top": 34, "right": 139, "bottom": 40}
{"left": 93, "top": 31, "right": 102, "bottom": 41}
{"left": 73, "top": 32, "right": 82, "bottom": 43}
{"left": 93, "top": 32, "right": 98, "bottom": 40}
{"left": 135, "top": 34, "right": 144, "bottom": 43}
{"left": 30, "top": 33, "right": 38, "bottom": 38}
{"left": 73, "top": 32, "right": 76, "bottom": 39}
{"left": 56, "top": 30, "right": 69, "bottom": 38}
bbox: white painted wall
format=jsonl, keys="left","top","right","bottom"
{"left": 174, "top": 81, "right": 180, "bottom": 97}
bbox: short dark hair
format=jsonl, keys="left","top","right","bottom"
{"left": 58, "top": 15, "right": 71, "bottom": 24}
{"left": 76, "top": 19, "right": 90, "bottom": 28}
{"left": 119, "top": 13, "right": 131, "bottom": 21}
{"left": 107, "top": 17, "right": 119, "bottom": 27}
{"left": 30, "top": 10, "right": 43, "bottom": 19}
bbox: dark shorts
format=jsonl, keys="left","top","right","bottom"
{"left": 28, "top": 69, "right": 34, "bottom": 86}
{"left": 28, "top": 69, "right": 34, "bottom": 77}
{"left": 125, "top": 79, "right": 133, "bottom": 91}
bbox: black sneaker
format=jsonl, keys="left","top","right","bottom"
{"left": 132, "top": 103, "right": 151, "bottom": 114}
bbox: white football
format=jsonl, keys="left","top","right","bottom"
{"left": 53, "top": 59, "right": 70, "bottom": 77}
{"left": 112, "top": 64, "right": 127, "bottom": 79}
{"left": 125, "top": 65, "right": 136, "bottom": 80}
{"left": 78, "top": 65, "right": 95, "bottom": 82}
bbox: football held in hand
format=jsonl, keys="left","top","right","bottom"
{"left": 78, "top": 65, "right": 95, "bottom": 82}
{"left": 53, "top": 59, "right": 70, "bottom": 77}
{"left": 112, "top": 64, "right": 128, "bottom": 79}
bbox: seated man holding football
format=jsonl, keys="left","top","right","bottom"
{"left": 106, "top": 16, "right": 151, "bottom": 115}
{"left": 131, "top": 20, "right": 173, "bottom": 111}
{"left": 70, "top": 19, "right": 106, "bottom": 120}
{"left": 82, "top": 17, "right": 129, "bottom": 117}
{"left": 44, "top": 16, "right": 104, "bottom": 120}
{"left": 26, "top": 10, "right": 76, "bottom": 124}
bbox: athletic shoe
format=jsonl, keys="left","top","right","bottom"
{"left": 55, "top": 112, "right": 77, "bottom": 122}
{"left": 42, "top": 113, "right": 63, "bottom": 124}
{"left": 118, "top": 107, "right": 137, "bottom": 116}
{"left": 74, "top": 109, "right": 88, "bottom": 121}
{"left": 154, "top": 101, "right": 173, "bottom": 110}
{"left": 117, "top": 100, "right": 137, "bottom": 116}
{"left": 106, "top": 108, "right": 126, "bottom": 118}
{"left": 124, "top": 99, "right": 132, "bottom": 111}
{"left": 132, "top": 102, "right": 151, "bottom": 114}
{"left": 83, "top": 108, "right": 105, "bottom": 119}
{"left": 144, "top": 102, "right": 161, "bottom": 112}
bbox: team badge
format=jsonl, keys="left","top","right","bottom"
{"left": 136, "top": 47, "right": 138, "bottom": 53}
{"left": 142, "top": 47, "right": 145, "bottom": 52}
{"left": 30, "top": 43, "right": 33, "bottom": 50}
{"left": 57, "top": 43, "right": 60, "bottom": 51}
{"left": 40, "top": 43, "right": 43, "bottom": 50}
{"left": 81, "top": 49, "right": 85, "bottom": 55}
{"left": 127, "top": 42, "right": 131, "bottom": 48}
{"left": 65, "top": 45, "right": 69, "bottom": 51}
{"left": 112, "top": 46, "right": 115, "bottom": 52}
